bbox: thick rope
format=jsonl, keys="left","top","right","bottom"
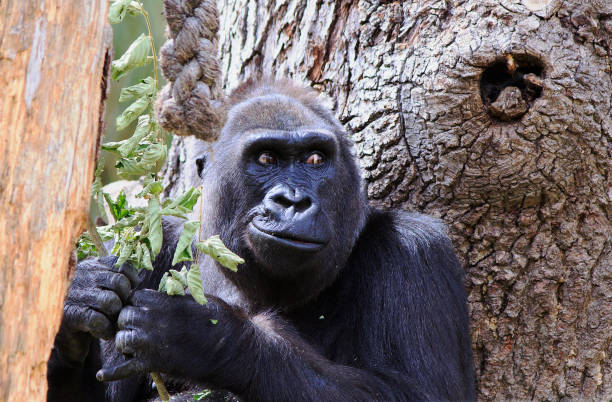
{"left": 156, "top": 0, "right": 226, "bottom": 141}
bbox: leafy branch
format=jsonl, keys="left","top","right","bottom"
{"left": 79, "top": 1, "right": 244, "bottom": 400}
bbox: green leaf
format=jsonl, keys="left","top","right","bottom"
{"left": 165, "top": 277, "right": 185, "bottom": 296}
{"left": 210, "top": 319, "right": 218, "bottom": 325}
{"left": 76, "top": 234, "right": 98, "bottom": 260}
{"left": 158, "top": 272, "right": 169, "bottom": 292}
{"left": 195, "top": 235, "right": 245, "bottom": 272}
{"left": 117, "top": 115, "right": 152, "bottom": 156}
{"left": 126, "top": 1, "right": 144, "bottom": 16}
{"left": 114, "top": 213, "right": 144, "bottom": 229}
{"left": 159, "top": 208, "right": 189, "bottom": 220}
{"left": 111, "top": 34, "right": 151, "bottom": 80}
{"left": 171, "top": 221, "right": 200, "bottom": 266}
{"left": 91, "top": 157, "right": 108, "bottom": 223}
{"left": 116, "top": 158, "right": 148, "bottom": 177}
{"left": 169, "top": 269, "right": 187, "bottom": 287}
{"left": 116, "top": 96, "right": 150, "bottom": 132}
{"left": 110, "top": 238, "right": 121, "bottom": 256}
{"left": 176, "top": 187, "right": 201, "bottom": 210}
{"left": 146, "top": 197, "right": 163, "bottom": 257}
{"left": 119, "top": 77, "right": 155, "bottom": 103}
{"left": 163, "top": 188, "right": 201, "bottom": 216}
{"left": 193, "top": 390, "right": 213, "bottom": 401}
{"left": 96, "top": 226, "right": 115, "bottom": 241}
{"left": 116, "top": 239, "right": 135, "bottom": 268}
{"left": 137, "top": 180, "right": 163, "bottom": 197}
{"left": 141, "top": 243, "right": 154, "bottom": 271}
{"left": 108, "top": 0, "right": 133, "bottom": 24}
{"left": 187, "top": 264, "right": 208, "bottom": 305}
{"left": 103, "top": 190, "right": 130, "bottom": 221}
{"left": 109, "top": 0, "right": 142, "bottom": 24}
{"left": 101, "top": 140, "right": 125, "bottom": 152}
{"left": 134, "top": 242, "right": 143, "bottom": 266}
{"left": 141, "top": 143, "right": 167, "bottom": 170}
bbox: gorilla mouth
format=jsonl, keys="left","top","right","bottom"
{"left": 249, "top": 223, "right": 326, "bottom": 252}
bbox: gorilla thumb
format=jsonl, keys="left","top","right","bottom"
{"left": 96, "top": 359, "right": 145, "bottom": 382}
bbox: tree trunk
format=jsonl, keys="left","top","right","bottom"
{"left": 0, "top": 1, "right": 111, "bottom": 400}
{"left": 163, "top": 0, "right": 611, "bottom": 399}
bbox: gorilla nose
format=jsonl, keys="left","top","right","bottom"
{"left": 265, "top": 185, "right": 314, "bottom": 215}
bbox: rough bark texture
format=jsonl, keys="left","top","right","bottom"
{"left": 163, "top": 0, "right": 611, "bottom": 399}
{"left": 0, "top": 1, "right": 111, "bottom": 400}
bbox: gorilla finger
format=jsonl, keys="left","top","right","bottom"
{"left": 98, "top": 255, "right": 119, "bottom": 268}
{"left": 115, "top": 329, "right": 145, "bottom": 355}
{"left": 82, "top": 256, "right": 139, "bottom": 287}
{"left": 117, "top": 263, "right": 140, "bottom": 287}
{"left": 79, "top": 256, "right": 120, "bottom": 274}
{"left": 128, "top": 289, "right": 162, "bottom": 307}
{"left": 96, "top": 359, "right": 145, "bottom": 382}
{"left": 96, "top": 271, "right": 132, "bottom": 302}
{"left": 117, "top": 306, "right": 146, "bottom": 330}
{"left": 65, "top": 305, "right": 114, "bottom": 340}
{"left": 68, "top": 289, "right": 123, "bottom": 316}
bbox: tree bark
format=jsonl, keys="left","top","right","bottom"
{"left": 163, "top": 0, "right": 611, "bottom": 399}
{"left": 0, "top": 1, "right": 111, "bottom": 400}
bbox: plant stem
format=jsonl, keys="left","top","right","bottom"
{"left": 88, "top": 216, "right": 168, "bottom": 400}
{"left": 150, "top": 372, "right": 170, "bottom": 401}
{"left": 122, "top": 7, "right": 168, "bottom": 397}
{"left": 135, "top": 0, "right": 163, "bottom": 179}
{"left": 87, "top": 216, "right": 108, "bottom": 257}
{"left": 136, "top": 0, "right": 159, "bottom": 93}
{"left": 194, "top": 185, "right": 205, "bottom": 265}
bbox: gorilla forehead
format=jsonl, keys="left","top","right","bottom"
{"left": 223, "top": 94, "right": 332, "bottom": 135}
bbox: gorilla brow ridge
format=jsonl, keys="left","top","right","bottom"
{"left": 227, "top": 78, "right": 343, "bottom": 134}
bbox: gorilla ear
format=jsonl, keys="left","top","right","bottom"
{"left": 196, "top": 156, "right": 206, "bottom": 178}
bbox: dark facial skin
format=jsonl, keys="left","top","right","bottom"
{"left": 201, "top": 94, "right": 367, "bottom": 308}
{"left": 244, "top": 129, "right": 337, "bottom": 274}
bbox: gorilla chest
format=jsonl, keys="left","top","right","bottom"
{"left": 288, "top": 298, "right": 360, "bottom": 364}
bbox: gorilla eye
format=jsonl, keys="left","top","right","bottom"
{"left": 306, "top": 152, "right": 324, "bottom": 165}
{"left": 257, "top": 152, "right": 276, "bottom": 165}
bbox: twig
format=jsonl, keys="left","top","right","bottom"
{"left": 150, "top": 372, "right": 170, "bottom": 401}
{"left": 132, "top": 3, "right": 169, "bottom": 399}
{"left": 135, "top": 0, "right": 164, "bottom": 180}
{"left": 88, "top": 217, "right": 168, "bottom": 400}
{"left": 87, "top": 216, "right": 108, "bottom": 257}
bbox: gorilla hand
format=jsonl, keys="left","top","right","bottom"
{"left": 53, "top": 256, "right": 139, "bottom": 365}
{"left": 96, "top": 290, "right": 244, "bottom": 382}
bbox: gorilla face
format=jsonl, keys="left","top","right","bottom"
{"left": 243, "top": 128, "right": 337, "bottom": 276}
{"left": 204, "top": 92, "right": 367, "bottom": 296}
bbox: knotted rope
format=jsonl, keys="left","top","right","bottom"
{"left": 156, "top": 0, "right": 227, "bottom": 141}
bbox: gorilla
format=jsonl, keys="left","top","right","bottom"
{"left": 48, "top": 80, "right": 476, "bottom": 401}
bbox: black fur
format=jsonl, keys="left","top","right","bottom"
{"left": 48, "top": 81, "right": 475, "bottom": 401}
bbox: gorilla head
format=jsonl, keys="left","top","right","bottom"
{"left": 200, "top": 80, "right": 368, "bottom": 308}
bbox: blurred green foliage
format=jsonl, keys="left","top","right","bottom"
{"left": 103, "top": 0, "right": 166, "bottom": 184}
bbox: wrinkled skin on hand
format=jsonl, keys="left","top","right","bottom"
{"left": 53, "top": 256, "right": 139, "bottom": 365}
{"left": 97, "top": 291, "right": 245, "bottom": 382}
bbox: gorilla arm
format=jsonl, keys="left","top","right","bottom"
{"left": 47, "top": 218, "right": 185, "bottom": 402}
{"left": 97, "top": 290, "right": 424, "bottom": 401}
{"left": 96, "top": 211, "right": 475, "bottom": 401}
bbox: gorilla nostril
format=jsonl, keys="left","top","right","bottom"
{"left": 271, "top": 193, "right": 312, "bottom": 212}
{"left": 294, "top": 198, "right": 312, "bottom": 212}
{"left": 272, "top": 194, "right": 294, "bottom": 209}
{"left": 480, "top": 54, "right": 544, "bottom": 122}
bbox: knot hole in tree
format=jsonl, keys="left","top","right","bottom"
{"left": 480, "top": 54, "right": 544, "bottom": 122}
